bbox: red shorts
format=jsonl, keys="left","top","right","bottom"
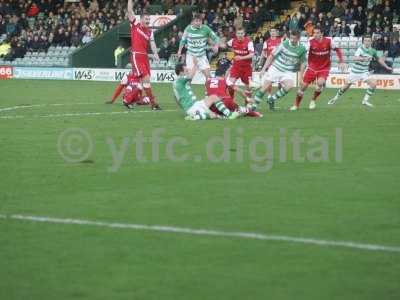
{"left": 210, "top": 97, "right": 238, "bottom": 115}
{"left": 303, "top": 68, "right": 330, "bottom": 84}
{"left": 229, "top": 64, "right": 252, "bottom": 85}
{"left": 123, "top": 88, "right": 142, "bottom": 104}
{"left": 131, "top": 52, "right": 150, "bottom": 78}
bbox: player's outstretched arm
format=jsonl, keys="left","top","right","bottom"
{"left": 236, "top": 51, "right": 255, "bottom": 62}
{"left": 299, "top": 62, "right": 306, "bottom": 83}
{"left": 378, "top": 57, "right": 393, "bottom": 72}
{"left": 207, "top": 25, "right": 220, "bottom": 53}
{"left": 260, "top": 54, "right": 274, "bottom": 75}
{"left": 177, "top": 30, "right": 188, "bottom": 58}
{"left": 127, "top": 0, "right": 135, "bottom": 23}
{"left": 335, "top": 48, "right": 347, "bottom": 72}
{"left": 150, "top": 37, "right": 160, "bottom": 62}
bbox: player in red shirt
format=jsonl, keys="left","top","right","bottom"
{"left": 290, "top": 27, "right": 346, "bottom": 111}
{"left": 127, "top": 0, "right": 161, "bottom": 110}
{"left": 226, "top": 27, "right": 255, "bottom": 101}
{"left": 262, "top": 28, "right": 282, "bottom": 96}
{"left": 206, "top": 62, "right": 262, "bottom": 118}
{"left": 106, "top": 72, "right": 151, "bottom": 109}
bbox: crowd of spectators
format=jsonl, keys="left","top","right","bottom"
{"left": 273, "top": 0, "right": 400, "bottom": 58}
{"left": 0, "top": 0, "right": 161, "bottom": 61}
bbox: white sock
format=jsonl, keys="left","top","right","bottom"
{"left": 363, "top": 94, "right": 370, "bottom": 102}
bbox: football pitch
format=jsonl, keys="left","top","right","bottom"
{"left": 1, "top": 79, "right": 400, "bottom": 299}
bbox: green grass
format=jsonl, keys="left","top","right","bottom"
{"left": 0, "top": 79, "right": 400, "bottom": 299}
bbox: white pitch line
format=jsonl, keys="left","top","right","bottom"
{"left": 0, "top": 109, "right": 179, "bottom": 120}
{"left": 0, "top": 102, "right": 95, "bottom": 112}
{"left": 3, "top": 214, "right": 400, "bottom": 253}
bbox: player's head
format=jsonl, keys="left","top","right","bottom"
{"left": 215, "top": 60, "right": 231, "bottom": 77}
{"left": 192, "top": 13, "right": 202, "bottom": 28}
{"left": 270, "top": 28, "right": 278, "bottom": 38}
{"left": 362, "top": 35, "right": 372, "bottom": 48}
{"left": 236, "top": 26, "right": 245, "bottom": 40}
{"left": 289, "top": 30, "right": 300, "bottom": 44}
{"left": 313, "top": 26, "right": 322, "bottom": 39}
{"left": 175, "top": 63, "right": 185, "bottom": 76}
{"left": 140, "top": 12, "right": 151, "bottom": 27}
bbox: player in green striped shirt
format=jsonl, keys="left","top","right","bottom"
{"left": 173, "top": 61, "right": 239, "bottom": 121}
{"left": 328, "top": 35, "right": 392, "bottom": 107}
{"left": 254, "top": 30, "right": 307, "bottom": 110}
{"left": 177, "top": 13, "right": 219, "bottom": 79}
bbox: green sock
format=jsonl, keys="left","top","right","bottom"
{"left": 366, "top": 88, "right": 375, "bottom": 96}
{"left": 196, "top": 112, "right": 210, "bottom": 120}
{"left": 363, "top": 88, "right": 375, "bottom": 102}
{"left": 270, "top": 87, "right": 288, "bottom": 101}
{"left": 254, "top": 90, "right": 265, "bottom": 104}
{"left": 336, "top": 88, "right": 345, "bottom": 98}
{"left": 215, "top": 100, "right": 232, "bottom": 117}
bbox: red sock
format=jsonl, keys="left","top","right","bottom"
{"left": 313, "top": 90, "right": 322, "bottom": 100}
{"left": 144, "top": 87, "right": 156, "bottom": 105}
{"left": 111, "top": 84, "right": 124, "bottom": 103}
{"left": 227, "top": 86, "right": 235, "bottom": 98}
{"left": 295, "top": 94, "right": 303, "bottom": 106}
{"left": 223, "top": 98, "right": 238, "bottom": 111}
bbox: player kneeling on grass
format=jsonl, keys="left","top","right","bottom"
{"left": 206, "top": 61, "right": 262, "bottom": 118}
{"left": 255, "top": 30, "right": 307, "bottom": 111}
{"left": 106, "top": 72, "right": 151, "bottom": 109}
{"left": 173, "top": 62, "right": 240, "bottom": 121}
{"left": 290, "top": 26, "right": 346, "bottom": 111}
{"left": 328, "top": 35, "right": 393, "bottom": 108}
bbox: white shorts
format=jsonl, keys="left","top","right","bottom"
{"left": 262, "top": 65, "right": 295, "bottom": 84}
{"left": 186, "top": 54, "right": 210, "bottom": 71}
{"left": 186, "top": 100, "right": 210, "bottom": 116}
{"left": 347, "top": 72, "right": 371, "bottom": 84}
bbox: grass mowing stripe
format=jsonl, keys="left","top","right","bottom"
{"left": 4, "top": 214, "right": 400, "bottom": 253}
{"left": 0, "top": 109, "right": 179, "bottom": 120}
{"left": 0, "top": 102, "right": 96, "bottom": 112}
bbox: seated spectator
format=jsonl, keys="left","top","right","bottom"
{"left": 29, "top": 35, "right": 42, "bottom": 52}
{"left": 353, "top": 21, "right": 364, "bottom": 36}
{"left": 158, "top": 38, "right": 170, "bottom": 60}
{"left": 168, "top": 37, "right": 179, "bottom": 56}
{"left": 53, "top": 27, "right": 65, "bottom": 45}
{"left": 39, "top": 34, "right": 50, "bottom": 51}
{"left": 71, "top": 30, "right": 81, "bottom": 47}
{"left": 10, "top": 40, "right": 26, "bottom": 59}
{"left": 81, "top": 29, "right": 93, "bottom": 45}
{"left": 388, "top": 38, "right": 400, "bottom": 58}
{"left": 330, "top": 1, "right": 345, "bottom": 18}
